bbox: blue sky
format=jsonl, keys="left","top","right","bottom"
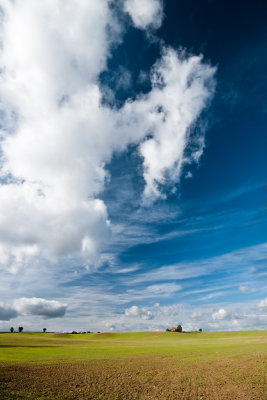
{"left": 0, "top": 0, "right": 266, "bottom": 332}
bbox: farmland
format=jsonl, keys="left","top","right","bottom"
{"left": 0, "top": 331, "right": 266, "bottom": 399}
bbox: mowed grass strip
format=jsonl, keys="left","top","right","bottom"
{"left": 0, "top": 331, "right": 266, "bottom": 399}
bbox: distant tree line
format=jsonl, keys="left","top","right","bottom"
{"left": 10, "top": 326, "right": 23, "bottom": 333}
{"left": 9, "top": 327, "right": 95, "bottom": 334}
{"left": 10, "top": 326, "right": 24, "bottom": 332}
{"left": 10, "top": 327, "right": 47, "bottom": 333}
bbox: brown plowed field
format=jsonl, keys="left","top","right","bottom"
{"left": 0, "top": 354, "right": 266, "bottom": 400}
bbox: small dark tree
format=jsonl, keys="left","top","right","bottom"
{"left": 176, "top": 325, "right": 182, "bottom": 332}
{"left": 198, "top": 328, "right": 202, "bottom": 332}
{"left": 10, "top": 327, "right": 14, "bottom": 333}
{"left": 43, "top": 328, "right": 47, "bottom": 333}
{"left": 18, "top": 326, "right": 23, "bottom": 333}
{"left": 166, "top": 328, "right": 170, "bottom": 332}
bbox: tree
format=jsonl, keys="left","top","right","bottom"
{"left": 176, "top": 325, "right": 182, "bottom": 332}
{"left": 10, "top": 327, "right": 14, "bottom": 333}
{"left": 43, "top": 328, "right": 47, "bottom": 333}
{"left": 198, "top": 328, "right": 202, "bottom": 332}
{"left": 18, "top": 326, "right": 23, "bottom": 333}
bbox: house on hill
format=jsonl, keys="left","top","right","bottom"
{"left": 167, "top": 325, "right": 182, "bottom": 332}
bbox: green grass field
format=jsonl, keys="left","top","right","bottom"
{"left": 0, "top": 331, "right": 266, "bottom": 399}
{"left": 0, "top": 330, "right": 266, "bottom": 364}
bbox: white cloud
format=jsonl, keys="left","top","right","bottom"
{"left": 0, "top": 296, "right": 66, "bottom": 322}
{"left": 191, "top": 311, "right": 203, "bottom": 320}
{"left": 185, "top": 171, "right": 193, "bottom": 179}
{"left": 0, "top": 302, "right": 18, "bottom": 321}
{"left": 0, "top": 0, "right": 116, "bottom": 270}
{"left": 125, "top": 305, "right": 140, "bottom": 317}
{"left": 125, "top": 305, "right": 154, "bottom": 320}
{"left": 124, "top": 0, "right": 163, "bottom": 30}
{"left": 0, "top": 0, "right": 215, "bottom": 272}
{"left": 239, "top": 285, "right": 249, "bottom": 293}
{"left": 129, "top": 243, "right": 267, "bottom": 285}
{"left": 138, "top": 48, "right": 216, "bottom": 202}
{"left": 212, "top": 308, "right": 228, "bottom": 320}
{"left": 258, "top": 297, "right": 267, "bottom": 308}
{"left": 117, "top": 301, "right": 267, "bottom": 332}
{"left": 146, "top": 283, "right": 182, "bottom": 295}
{"left": 124, "top": 282, "right": 182, "bottom": 302}
{"left": 13, "top": 297, "right": 67, "bottom": 318}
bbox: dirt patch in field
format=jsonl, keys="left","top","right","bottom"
{"left": 0, "top": 354, "right": 266, "bottom": 400}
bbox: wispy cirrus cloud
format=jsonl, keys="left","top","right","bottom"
{"left": 1, "top": 244, "right": 266, "bottom": 331}
{"left": 239, "top": 285, "right": 249, "bottom": 293}
{"left": 127, "top": 242, "right": 267, "bottom": 285}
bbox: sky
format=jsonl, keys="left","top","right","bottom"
{"left": 0, "top": 0, "right": 266, "bottom": 332}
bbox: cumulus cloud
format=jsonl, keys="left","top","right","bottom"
{"left": 258, "top": 297, "right": 267, "bottom": 308}
{"left": 106, "top": 301, "right": 267, "bottom": 332}
{"left": 138, "top": 48, "right": 216, "bottom": 201}
{"left": 0, "top": 0, "right": 215, "bottom": 271}
{"left": 212, "top": 308, "right": 228, "bottom": 320}
{"left": 0, "top": 302, "right": 18, "bottom": 321}
{"left": 124, "top": 0, "right": 163, "bottom": 30}
{"left": 0, "top": 297, "right": 66, "bottom": 321}
{"left": 0, "top": 0, "right": 116, "bottom": 270}
{"left": 125, "top": 305, "right": 154, "bottom": 320}
{"left": 13, "top": 297, "right": 67, "bottom": 318}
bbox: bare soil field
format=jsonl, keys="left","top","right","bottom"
{"left": 1, "top": 354, "right": 266, "bottom": 400}
{"left": 0, "top": 331, "right": 266, "bottom": 399}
